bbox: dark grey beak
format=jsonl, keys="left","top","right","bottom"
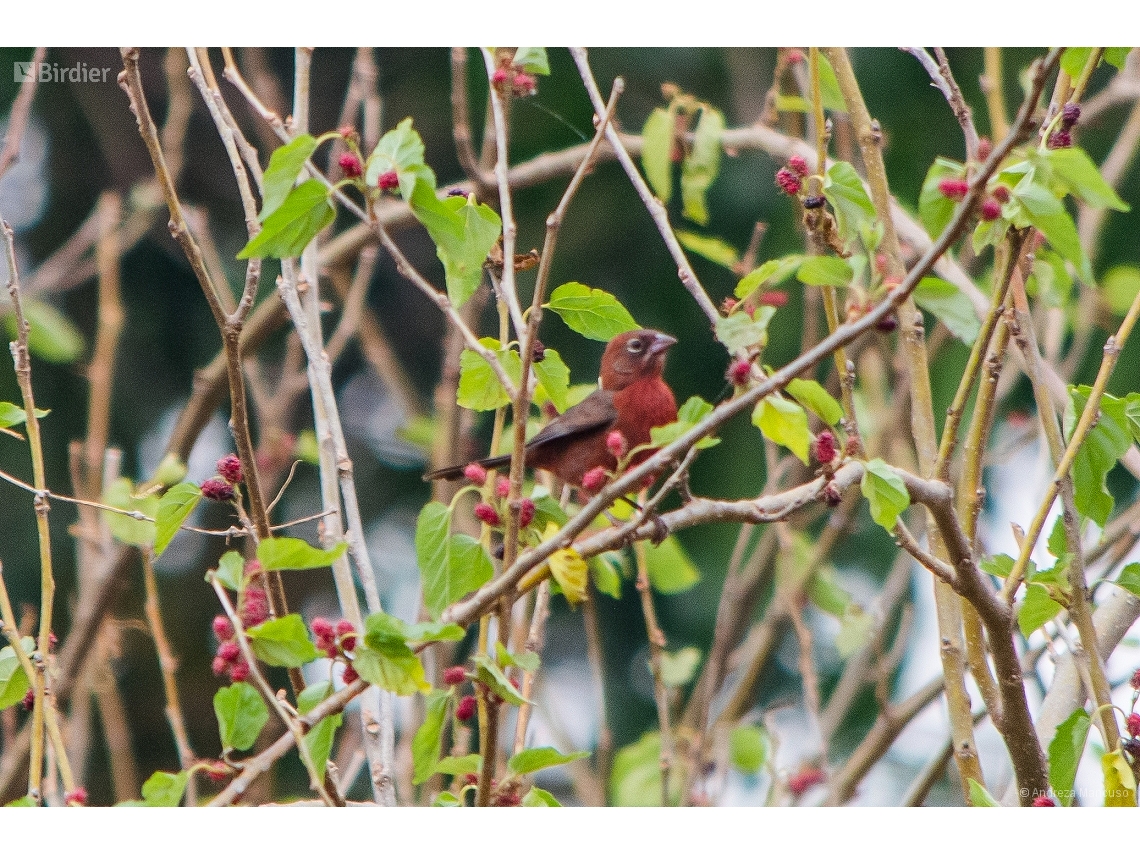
{"left": 648, "top": 332, "right": 678, "bottom": 356}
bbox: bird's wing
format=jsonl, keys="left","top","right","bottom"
{"left": 525, "top": 389, "right": 617, "bottom": 449}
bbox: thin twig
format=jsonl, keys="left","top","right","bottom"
{"left": 0, "top": 47, "right": 46, "bottom": 180}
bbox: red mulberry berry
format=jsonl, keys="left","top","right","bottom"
{"left": 338, "top": 152, "right": 363, "bottom": 178}
{"left": 464, "top": 463, "right": 489, "bottom": 485}
{"left": 377, "top": 170, "right": 399, "bottom": 191}
{"left": 240, "top": 587, "right": 269, "bottom": 627}
{"left": 721, "top": 297, "right": 738, "bottom": 314}
{"left": 991, "top": 185, "right": 1011, "bottom": 204}
{"left": 786, "top": 49, "right": 805, "bottom": 64}
{"left": 65, "top": 787, "right": 87, "bottom": 806}
{"left": 775, "top": 167, "right": 802, "bottom": 196}
{"left": 443, "top": 666, "right": 467, "bottom": 686}
{"left": 1032, "top": 796, "right": 1056, "bottom": 807}
{"left": 1131, "top": 668, "right": 1140, "bottom": 690}
{"left": 342, "top": 664, "right": 359, "bottom": 684}
{"left": 212, "top": 656, "right": 228, "bottom": 677}
{"left": 976, "top": 137, "right": 993, "bottom": 161}
{"left": 491, "top": 68, "right": 510, "bottom": 87}
{"left": 474, "top": 503, "right": 501, "bottom": 526}
{"left": 727, "top": 358, "right": 752, "bottom": 387}
{"left": 937, "top": 178, "right": 969, "bottom": 201}
{"left": 311, "top": 617, "right": 335, "bottom": 641}
{"left": 495, "top": 476, "right": 511, "bottom": 498}
{"left": 788, "top": 767, "right": 826, "bottom": 796}
{"left": 456, "top": 695, "right": 477, "bottom": 721}
{"left": 21, "top": 688, "right": 34, "bottom": 711}
{"left": 606, "top": 430, "right": 628, "bottom": 459}
{"left": 512, "top": 72, "right": 537, "bottom": 97}
{"left": 813, "top": 430, "right": 837, "bottom": 464}
{"left": 787, "top": 155, "right": 809, "bottom": 177}
{"left": 517, "top": 498, "right": 536, "bottom": 528}
{"left": 229, "top": 660, "right": 251, "bottom": 683}
{"left": 980, "top": 197, "right": 1002, "bottom": 222}
{"left": 200, "top": 478, "right": 235, "bottom": 502}
{"left": 1127, "top": 713, "right": 1140, "bottom": 738}
{"left": 212, "top": 615, "right": 234, "bottom": 641}
{"left": 336, "top": 619, "right": 355, "bottom": 638}
{"left": 758, "top": 290, "right": 789, "bottom": 307}
{"left": 216, "top": 454, "right": 242, "bottom": 484}
{"left": 217, "top": 641, "right": 240, "bottom": 662}
{"left": 581, "top": 466, "right": 608, "bottom": 493}
{"left": 1047, "top": 131, "right": 1072, "bottom": 150}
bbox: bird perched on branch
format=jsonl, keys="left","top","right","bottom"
{"left": 425, "top": 329, "right": 678, "bottom": 491}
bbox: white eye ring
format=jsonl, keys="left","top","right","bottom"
{"left": 627, "top": 339, "right": 644, "bottom": 353}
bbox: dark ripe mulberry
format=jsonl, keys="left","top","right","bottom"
{"left": 1061, "top": 103, "right": 1081, "bottom": 129}
{"left": 802, "top": 195, "right": 826, "bottom": 209}
{"left": 875, "top": 312, "right": 899, "bottom": 333}
{"left": 21, "top": 688, "right": 34, "bottom": 711}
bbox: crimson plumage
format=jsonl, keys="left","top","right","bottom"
{"left": 425, "top": 329, "right": 678, "bottom": 489}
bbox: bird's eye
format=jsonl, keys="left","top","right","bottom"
{"left": 626, "top": 339, "right": 644, "bottom": 354}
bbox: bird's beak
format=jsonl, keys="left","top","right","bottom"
{"left": 648, "top": 332, "right": 678, "bottom": 356}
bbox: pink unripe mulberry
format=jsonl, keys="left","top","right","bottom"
{"left": 991, "top": 185, "right": 1011, "bottom": 204}
{"left": 212, "top": 656, "right": 228, "bottom": 677}
{"left": 775, "top": 167, "right": 802, "bottom": 196}
{"left": 217, "top": 641, "right": 240, "bottom": 663}
{"left": 311, "top": 617, "right": 335, "bottom": 640}
{"left": 786, "top": 49, "right": 805, "bottom": 64}
{"left": 1047, "top": 130, "right": 1072, "bottom": 150}
{"left": 606, "top": 430, "right": 628, "bottom": 459}
{"left": 464, "top": 462, "right": 488, "bottom": 485}
{"left": 200, "top": 477, "right": 235, "bottom": 502}
{"left": 456, "top": 694, "right": 477, "bottom": 722}
{"left": 216, "top": 453, "right": 243, "bottom": 484}
{"left": 229, "top": 660, "right": 251, "bottom": 683}
{"left": 787, "top": 155, "right": 809, "bottom": 177}
{"left": 727, "top": 358, "right": 752, "bottom": 387}
{"left": 517, "top": 498, "right": 536, "bottom": 528}
{"left": 1032, "top": 796, "right": 1056, "bottom": 807}
{"left": 1127, "top": 713, "right": 1140, "bottom": 738}
{"left": 240, "top": 587, "right": 269, "bottom": 627}
{"left": 788, "top": 766, "right": 826, "bottom": 796}
{"left": 976, "top": 137, "right": 993, "bottom": 161}
{"left": 758, "top": 290, "right": 789, "bottom": 307}
{"left": 65, "top": 787, "right": 88, "bottom": 806}
{"left": 338, "top": 152, "right": 363, "bottom": 178}
{"left": 581, "top": 466, "right": 608, "bottom": 493}
{"left": 474, "top": 503, "right": 501, "bottom": 526}
{"left": 213, "top": 615, "right": 234, "bottom": 641}
{"left": 443, "top": 666, "right": 467, "bottom": 686}
{"left": 336, "top": 619, "right": 355, "bottom": 638}
{"left": 980, "top": 197, "right": 1002, "bottom": 222}
{"left": 491, "top": 68, "right": 510, "bottom": 87}
{"left": 512, "top": 72, "right": 537, "bottom": 97}
{"left": 813, "top": 430, "right": 837, "bottom": 464}
{"left": 377, "top": 170, "right": 399, "bottom": 191}
{"left": 495, "top": 476, "right": 511, "bottom": 498}
{"left": 937, "top": 178, "right": 969, "bottom": 201}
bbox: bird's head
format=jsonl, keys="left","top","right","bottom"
{"left": 600, "top": 329, "right": 677, "bottom": 391}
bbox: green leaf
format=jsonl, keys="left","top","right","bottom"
{"left": 675, "top": 230, "right": 739, "bottom": 269}
{"left": 641, "top": 106, "right": 677, "bottom": 204}
{"left": 0, "top": 640, "right": 33, "bottom": 710}
{"left": 4, "top": 796, "right": 36, "bottom": 806}
{"left": 1014, "top": 179, "right": 1091, "bottom": 282}
{"left": 715, "top": 306, "right": 775, "bottom": 351}
{"left": 352, "top": 643, "right": 429, "bottom": 696}
{"left": 544, "top": 283, "right": 639, "bottom": 341}
{"left": 512, "top": 47, "right": 550, "bottom": 75}
{"left": 981, "top": 553, "right": 1015, "bottom": 578}
{"left": 237, "top": 180, "right": 335, "bottom": 259}
{"left": 649, "top": 395, "right": 721, "bottom": 450}
{"left": 138, "top": 770, "right": 189, "bottom": 807}
{"left": 213, "top": 682, "right": 269, "bottom": 752}
{"left": 1105, "top": 48, "right": 1133, "bottom": 70}
{"left": 1113, "top": 563, "right": 1140, "bottom": 598}
{"left": 913, "top": 277, "right": 981, "bottom": 344}
{"left": 473, "top": 655, "right": 528, "bottom": 706}
{"left": 680, "top": 105, "right": 725, "bottom": 225}
{"left": 1049, "top": 708, "right": 1090, "bottom": 806}
{"left": 1047, "top": 515, "right": 1069, "bottom": 558}
{"left": 0, "top": 401, "right": 48, "bottom": 428}
{"left": 1018, "top": 584, "right": 1064, "bottom": 636}
{"left": 590, "top": 552, "right": 624, "bottom": 599}
{"left": 918, "top": 157, "right": 965, "bottom": 240}
{"left": 259, "top": 134, "right": 319, "bottom": 221}
{"left": 659, "top": 646, "right": 701, "bottom": 687}
{"left": 364, "top": 117, "right": 427, "bottom": 196}
{"left": 610, "top": 731, "right": 680, "bottom": 806}
{"left": 101, "top": 477, "right": 157, "bottom": 547}
{"left": 753, "top": 394, "right": 811, "bottom": 464}
{"left": 433, "top": 791, "right": 461, "bottom": 806}
{"left": 246, "top": 614, "right": 321, "bottom": 667}
{"left": 215, "top": 550, "right": 245, "bottom": 592}
{"left": 1042, "top": 147, "right": 1130, "bottom": 212}
{"left": 522, "top": 786, "right": 561, "bottom": 806}
{"left": 404, "top": 621, "right": 466, "bottom": 644}
{"left": 735, "top": 254, "right": 804, "bottom": 299}
{"left": 4, "top": 298, "right": 86, "bottom": 364}
{"left": 257, "top": 536, "right": 347, "bottom": 571}
{"left": 810, "top": 568, "right": 851, "bottom": 617}
{"left": 1061, "top": 48, "right": 1094, "bottom": 79}
{"left": 796, "top": 255, "right": 853, "bottom": 288}
{"left": 412, "top": 689, "right": 452, "bottom": 785}
{"left": 415, "top": 501, "right": 495, "bottom": 619}
{"left": 457, "top": 339, "right": 522, "bottom": 411}
{"left": 775, "top": 94, "right": 811, "bottom": 113}
{"left": 1102, "top": 266, "right": 1140, "bottom": 316}
{"left": 860, "top": 458, "right": 910, "bottom": 531}
{"left": 154, "top": 482, "right": 202, "bottom": 556}
{"left": 298, "top": 681, "right": 342, "bottom": 775}
{"left": 434, "top": 193, "right": 503, "bottom": 308}
{"left": 786, "top": 378, "right": 843, "bottom": 427}
{"left": 824, "top": 161, "right": 876, "bottom": 246}
{"left": 434, "top": 754, "right": 481, "bottom": 777}
{"left": 508, "top": 746, "right": 590, "bottom": 776}
{"left": 1102, "top": 748, "right": 1138, "bottom": 806}
{"left": 967, "top": 778, "right": 1000, "bottom": 807}
{"left": 836, "top": 607, "right": 874, "bottom": 657}
{"left": 496, "top": 641, "right": 539, "bottom": 672}
{"left": 644, "top": 534, "right": 700, "bottom": 594}
{"left": 1065, "top": 386, "right": 1133, "bottom": 526}
{"left": 729, "top": 725, "right": 768, "bottom": 775}
{"left": 815, "top": 52, "right": 846, "bottom": 111}
{"left": 151, "top": 452, "right": 188, "bottom": 487}
{"left": 533, "top": 348, "right": 571, "bottom": 413}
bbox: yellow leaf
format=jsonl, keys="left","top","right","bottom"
{"left": 1102, "top": 749, "right": 1137, "bottom": 807}
{"left": 540, "top": 522, "right": 587, "bottom": 605}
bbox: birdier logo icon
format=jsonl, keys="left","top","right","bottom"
{"left": 14, "top": 61, "right": 33, "bottom": 83}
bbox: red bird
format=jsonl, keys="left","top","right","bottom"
{"left": 426, "top": 329, "right": 678, "bottom": 489}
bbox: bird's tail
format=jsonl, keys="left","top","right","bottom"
{"left": 423, "top": 453, "right": 513, "bottom": 481}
